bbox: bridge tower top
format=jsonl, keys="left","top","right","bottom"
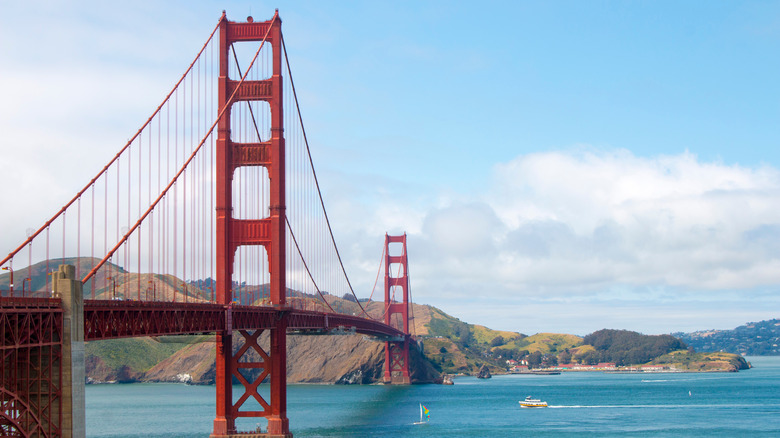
{"left": 383, "top": 233, "right": 410, "bottom": 334}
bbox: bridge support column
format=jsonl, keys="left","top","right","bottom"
{"left": 384, "top": 339, "right": 411, "bottom": 385}
{"left": 265, "top": 320, "right": 290, "bottom": 437}
{"left": 212, "top": 329, "right": 234, "bottom": 436}
{"left": 53, "top": 264, "right": 86, "bottom": 438}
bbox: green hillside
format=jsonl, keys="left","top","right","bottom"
{"left": 512, "top": 333, "right": 582, "bottom": 354}
{"left": 86, "top": 335, "right": 210, "bottom": 376}
{"left": 421, "top": 306, "right": 530, "bottom": 374}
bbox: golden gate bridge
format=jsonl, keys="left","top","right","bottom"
{"left": 0, "top": 11, "right": 415, "bottom": 437}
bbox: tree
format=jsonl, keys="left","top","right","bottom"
{"left": 527, "top": 351, "right": 543, "bottom": 368}
{"left": 454, "top": 323, "right": 473, "bottom": 347}
{"left": 558, "top": 351, "right": 572, "bottom": 364}
{"left": 582, "top": 329, "right": 688, "bottom": 365}
{"left": 490, "top": 336, "right": 505, "bottom": 347}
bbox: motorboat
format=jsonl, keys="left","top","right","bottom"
{"left": 519, "top": 396, "right": 548, "bottom": 408}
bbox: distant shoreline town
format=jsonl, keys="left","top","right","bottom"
{"left": 505, "top": 360, "right": 744, "bottom": 374}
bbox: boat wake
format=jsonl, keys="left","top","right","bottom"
{"left": 548, "top": 405, "right": 641, "bottom": 409}
{"left": 548, "top": 403, "right": 760, "bottom": 409}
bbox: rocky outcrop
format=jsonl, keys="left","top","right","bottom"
{"left": 287, "top": 334, "right": 385, "bottom": 383}
{"left": 435, "top": 374, "right": 454, "bottom": 385}
{"left": 144, "top": 340, "right": 216, "bottom": 383}
{"left": 85, "top": 355, "right": 115, "bottom": 383}
{"left": 409, "top": 339, "right": 441, "bottom": 383}
{"left": 476, "top": 364, "right": 492, "bottom": 379}
{"left": 88, "top": 333, "right": 440, "bottom": 385}
{"left": 85, "top": 355, "right": 141, "bottom": 383}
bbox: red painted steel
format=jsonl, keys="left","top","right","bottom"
{"left": 81, "top": 300, "right": 403, "bottom": 340}
{"left": 83, "top": 300, "right": 225, "bottom": 340}
{"left": 0, "top": 298, "right": 63, "bottom": 437}
{"left": 214, "top": 10, "right": 289, "bottom": 436}
{"left": 383, "top": 234, "right": 411, "bottom": 384}
{"left": 232, "top": 141, "right": 271, "bottom": 167}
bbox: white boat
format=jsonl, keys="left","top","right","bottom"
{"left": 519, "top": 396, "right": 548, "bottom": 408}
{"left": 413, "top": 403, "right": 430, "bottom": 424}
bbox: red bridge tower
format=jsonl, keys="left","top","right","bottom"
{"left": 212, "top": 11, "right": 290, "bottom": 438}
{"left": 383, "top": 233, "right": 411, "bottom": 384}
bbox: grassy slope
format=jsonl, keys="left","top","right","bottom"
{"left": 86, "top": 335, "right": 211, "bottom": 373}
{"left": 651, "top": 350, "right": 751, "bottom": 371}
{"left": 471, "top": 325, "right": 524, "bottom": 345}
{"left": 510, "top": 333, "right": 582, "bottom": 354}
{"left": 418, "top": 305, "right": 585, "bottom": 374}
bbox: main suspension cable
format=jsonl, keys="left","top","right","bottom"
{"left": 285, "top": 216, "right": 335, "bottom": 312}
{"left": 83, "top": 17, "right": 274, "bottom": 283}
{"left": 281, "top": 35, "right": 371, "bottom": 318}
{"left": 0, "top": 16, "right": 223, "bottom": 269}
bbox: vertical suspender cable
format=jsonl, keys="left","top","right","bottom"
{"left": 104, "top": 171, "right": 108, "bottom": 294}
{"left": 91, "top": 186, "right": 95, "bottom": 298}
{"left": 45, "top": 227, "right": 49, "bottom": 294}
{"left": 137, "top": 134, "right": 142, "bottom": 298}
{"left": 77, "top": 199, "right": 81, "bottom": 279}
{"left": 174, "top": 90, "right": 179, "bottom": 302}
{"left": 183, "top": 77, "right": 188, "bottom": 302}
{"left": 210, "top": 39, "right": 215, "bottom": 300}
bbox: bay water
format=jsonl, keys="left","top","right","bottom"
{"left": 86, "top": 356, "right": 780, "bottom": 437}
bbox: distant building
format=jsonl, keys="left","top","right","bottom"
{"left": 640, "top": 365, "right": 666, "bottom": 372}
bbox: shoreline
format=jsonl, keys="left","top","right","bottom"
{"left": 494, "top": 367, "right": 743, "bottom": 376}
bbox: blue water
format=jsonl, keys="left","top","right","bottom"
{"left": 86, "top": 356, "right": 780, "bottom": 437}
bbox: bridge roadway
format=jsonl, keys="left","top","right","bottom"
{"left": 82, "top": 299, "right": 405, "bottom": 341}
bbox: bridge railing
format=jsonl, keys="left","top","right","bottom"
{"left": 0, "top": 296, "right": 61, "bottom": 309}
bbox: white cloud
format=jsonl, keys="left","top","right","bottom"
{"left": 332, "top": 148, "right": 780, "bottom": 334}
{"left": 477, "top": 149, "right": 780, "bottom": 292}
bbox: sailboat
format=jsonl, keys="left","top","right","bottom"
{"left": 413, "top": 403, "right": 430, "bottom": 425}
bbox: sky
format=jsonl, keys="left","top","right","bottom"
{"left": 1, "top": 1, "right": 779, "bottom": 336}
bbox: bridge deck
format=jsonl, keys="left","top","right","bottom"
{"left": 83, "top": 299, "right": 405, "bottom": 341}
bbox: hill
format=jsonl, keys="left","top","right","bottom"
{"left": 0, "top": 257, "right": 211, "bottom": 302}
{"left": 674, "top": 319, "right": 780, "bottom": 356}
{"left": 1, "top": 260, "right": 752, "bottom": 381}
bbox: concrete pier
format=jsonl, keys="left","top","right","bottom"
{"left": 53, "top": 264, "right": 86, "bottom": 438}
